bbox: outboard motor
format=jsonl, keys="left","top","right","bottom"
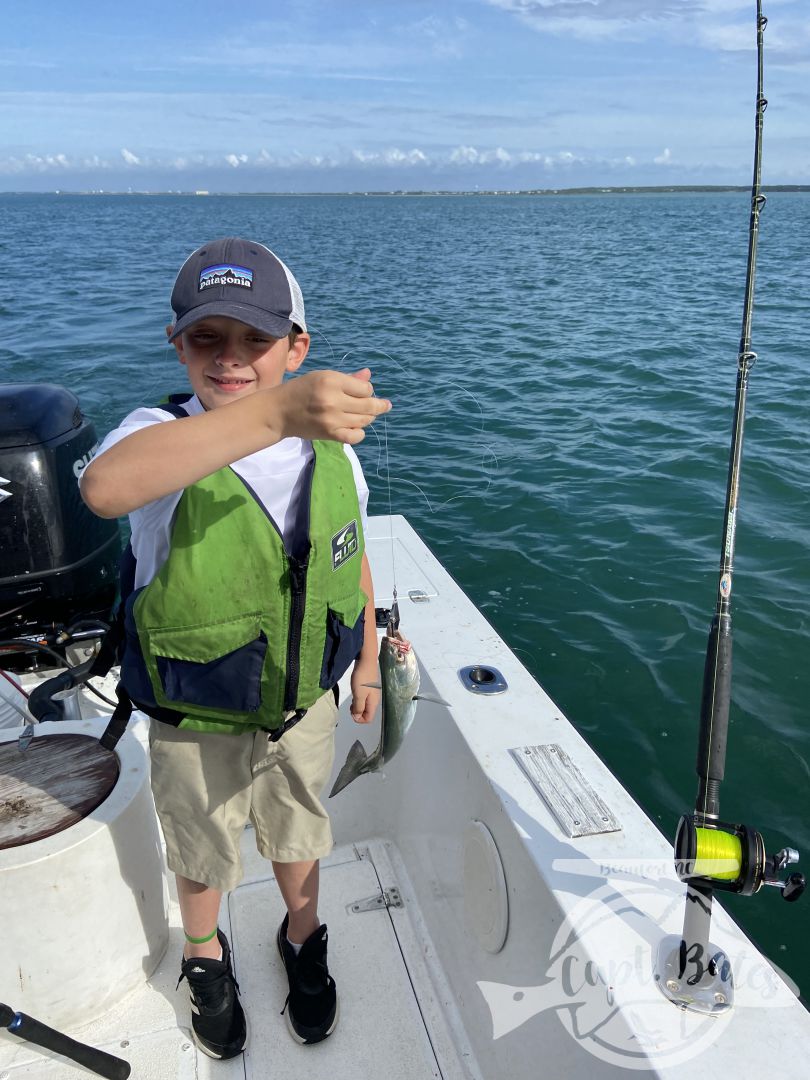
{"left": 0, "top": 384, "right": 120, "bottom": 667}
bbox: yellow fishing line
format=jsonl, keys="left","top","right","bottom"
{"left": 694, "top": 827, "right": 743, "bottom": 882}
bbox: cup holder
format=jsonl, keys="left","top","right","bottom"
{"left": 458, "top": 665, "right": 508, "bottom": 695}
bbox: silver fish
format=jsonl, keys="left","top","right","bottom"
{"left": 330, "top": 625, "right": 442, "bottom": 797}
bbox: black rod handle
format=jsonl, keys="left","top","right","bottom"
{"left": 696, "top": 612, "right": 732, "bottom": 815}
{"left": 1, "top": 1004, "right": 131, "bottom": 1080}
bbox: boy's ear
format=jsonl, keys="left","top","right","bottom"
{"left": 285, "top": 332, "right": 311, "bottom": 374}
{"left": 167, "top": 324, "right": 186, "bottom": 365}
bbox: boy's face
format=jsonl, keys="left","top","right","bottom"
{"left": 168, "top": 316, "right": 310, "bottom": 411}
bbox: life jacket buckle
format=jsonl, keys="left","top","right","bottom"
{"left": 266, "top": 708, "right": 308, "bottom": 743}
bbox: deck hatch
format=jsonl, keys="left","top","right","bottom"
{"left": 511, "top": 743, "right": 622, "bottom": 838}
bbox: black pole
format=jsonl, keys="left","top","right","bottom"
{"left": 679, "top": 1, "right": 768, "bottom": 978}
{"left": 694, "top": 0, "right": 768, "bottom": 825}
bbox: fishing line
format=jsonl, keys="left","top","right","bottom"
{"left": 692, "top": 828, "right": 742, "bottom": 882}
{"left": 306, "top": 328, "right": 500, "bottom": 621}
{"left": 307, "top": 331, "right": 500, "bottom": 515}
{"left": 365, "top": 380, "right": 500, "bottom": 516}
{"left": 381, "top": 400, "right": 399, "bottom": 613}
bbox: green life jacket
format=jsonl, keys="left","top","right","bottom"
{"left": 120, "top": 439, "right": 367, "bottom": 734}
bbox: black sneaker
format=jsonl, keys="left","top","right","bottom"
{"left": 277, "top": 913, "right": 339, "bottom": 1044}
{"left": 178, "top": 929, "right": 247, "bottom": 1059}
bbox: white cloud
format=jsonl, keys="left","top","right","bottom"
{"left": 450, "top": 145, "right": 480, "bottom": 164}
{"left": 406, "top": 15, "right": 470, "bottom": 59}
{"left": 486, "top": 0, "right": 810, "bottom": 54}
{"left": 0, "top": 142, "right": 714, "bottom": 182}
{"left": 486, "top": 0, "right": 694, "bottom": 41}
{"left": 0, "top": 144, "right": 576, "bottom": 176}
{"left": 383, "top": 147, "right": 428, "bottom": 165}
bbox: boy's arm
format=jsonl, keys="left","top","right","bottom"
{"left": 349, "top": 553, "right": 381, "bottom": 725}
{"left": 81, "top": 370, "right": 391, "bottom": 519}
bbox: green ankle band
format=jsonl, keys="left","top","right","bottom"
{"left": 184, "top": 927, "right": 218, "bottom": 945}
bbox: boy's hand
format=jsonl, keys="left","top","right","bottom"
{"left": 277, "top": 368, "right": 391, "bottom": 445}
{"left": 350, "top": 656, "right": 381, "bottom": 724}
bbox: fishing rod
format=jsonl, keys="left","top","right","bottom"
{"left": 655, "top": 0, "right": 805, "bottom": 1015}
{"left": 1, "top": 1002, "right": 131, "bottom": 1079}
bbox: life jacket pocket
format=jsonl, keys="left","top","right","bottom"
{"left": 320, "top": 607, "right": 365, "bottom": 690}
{"left": 121, "top": 588, "right": 164, "bottom": 709}
{"left": 144, "top": 615, "right": 268, "bottom": 714}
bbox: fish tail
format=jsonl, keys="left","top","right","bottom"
{"left": 329, "top": 739, "right": 370, "bottom": 797}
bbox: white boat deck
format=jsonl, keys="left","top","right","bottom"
{"left": 0, "top": 831, "right": 471, "bottom": 1080}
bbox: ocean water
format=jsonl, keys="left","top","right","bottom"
{"left": 2, "top": 191, "right": 809, "bottom": 993}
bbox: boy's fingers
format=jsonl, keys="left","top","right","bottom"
{"left": 344, "top": 397, "right": 391, "bottom": 417}
{"left": 342, "top": 370, "right": 391, "bottom": 410}
{"left": 280, "top": 369, "right": 390, "bottom": 442}
{"left": 335, "top": 400, "right": 391, "bottom": 428}
{"left": 341, "top": 374, "right": 376, "bottom": 398}
{"left": 338, "top": 428, "right": 366, "bottom": 445}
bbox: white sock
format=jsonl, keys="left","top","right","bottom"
{"left": 184, "top": 946, "right": 223, "bottom": 962}
{"left": 286, "top": 936, "right": 303, "bottom": 956}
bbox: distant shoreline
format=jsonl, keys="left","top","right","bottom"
{"left": 2, "top": 184, "right": 809, "bottom": 197}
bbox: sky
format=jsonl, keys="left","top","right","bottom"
{"left": 1, "top": 0, "right": 808, "bottom": 192}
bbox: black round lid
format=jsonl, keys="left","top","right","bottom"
{"left": 0, "top": 383, "right": 83, "bottom": 448}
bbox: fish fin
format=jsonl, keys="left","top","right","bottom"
{"left": 362, "top": 682, "right": 382, "bottom": 690}
{"left": 329, "top": 739, "right": 370, "bottom": 797}
{"left": 414, "top": 692, "right": 451, "bottom": 707}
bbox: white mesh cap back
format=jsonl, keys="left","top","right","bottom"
{"left": 272, "top": 249, "right": 307, "bottom": 333}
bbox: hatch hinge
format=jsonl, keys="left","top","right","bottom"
{"left": 347, "top": 887, "right": 403, "bottom": 914}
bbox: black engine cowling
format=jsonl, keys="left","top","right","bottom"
{"left": 0, "top": 383, "right": 120, "bottom": 654}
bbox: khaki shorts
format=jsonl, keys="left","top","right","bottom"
{"left": 148, "top": 690, "right": 339, "bottom": 892}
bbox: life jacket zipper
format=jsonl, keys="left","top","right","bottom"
{"left": 284, "top": 554, "right": 308, "bottom": 711}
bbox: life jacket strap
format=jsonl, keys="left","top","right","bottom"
{"left": 264, "top": 684, "right": 339, "bottom": 742}
{"left": 99, "top": 684, "right": 135, "bottom": 751}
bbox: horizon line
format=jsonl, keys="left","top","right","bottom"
{"left": 3, "top": 184, "right": 810, "bottom": 197}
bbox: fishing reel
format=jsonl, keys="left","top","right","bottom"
{"left": 674, "top": 815, "right": 805, "bottom": 901}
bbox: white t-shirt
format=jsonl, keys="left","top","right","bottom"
{"left": 91, "top": 394, "right": 369, "bottom": 589}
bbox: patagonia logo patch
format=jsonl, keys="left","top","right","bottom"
{"left": 331, "top": 521, "right": 359, "bottom": 571}
{"left": 199, "top": 263, "right": 254, "bottom": 291}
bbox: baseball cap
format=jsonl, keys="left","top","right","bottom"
{"left": 168, "top": 237, "right": 307, "bottom": 342}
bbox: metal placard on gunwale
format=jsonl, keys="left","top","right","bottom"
{"left": 511, "top": 743, "right": 622, "bottom": 838}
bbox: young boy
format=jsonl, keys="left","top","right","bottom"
{"left": 81, "top": 237, "right": 391, "bottom": 1059}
